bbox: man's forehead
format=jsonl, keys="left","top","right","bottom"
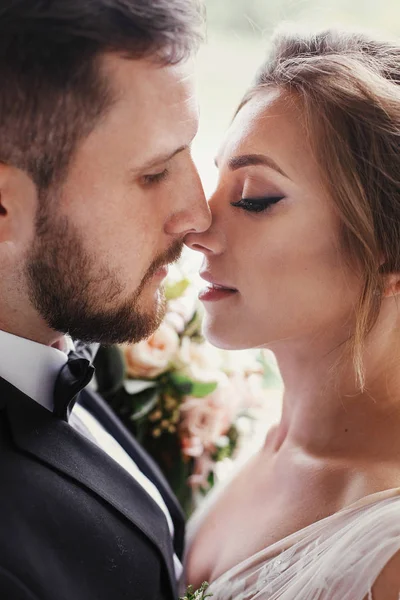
{"left": 132, "top": 98, "right": 199, "bottom": 167}
{"left": 108, "top": 55, "right": 197, "bottom": 120}
{"left": 98, "top": 54, "right": 199, "bottom": 168}
{"left": 102, "top": 52, "right": 196, "bottom": 100}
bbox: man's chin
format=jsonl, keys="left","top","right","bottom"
{"left": 45, "top": 299, "right": 166, "bottom": 347}
{"left": 121, "top": 293, "right": 167, "bottom": 344}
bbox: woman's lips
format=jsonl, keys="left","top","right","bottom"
{"left": 198, "top": 271, "right": 238, "bottom": 302}
{"left": 198, "top": 283, "right": 238, "bottom": 302}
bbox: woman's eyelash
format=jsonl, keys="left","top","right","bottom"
{"left": 230, "top": 196, "right": 284, "bottom": 213}
{"left": 142, "top": 169, "right": 169, "bottom": 185}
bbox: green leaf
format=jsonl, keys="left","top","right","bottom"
{"left": 169, "top": 373, "right": 218, "bottom": 398}
{"left": 169, "top": 372, "right": 193, "bottom": 396}
{"left": 129, "top": 388, "right": 159, "bottom": 421}
{"left": 179, "top": 582, "right": 213, "bottom": 600}
{"left": 191, "top": 380, "right": 218, "bottom": 398}
{"left": 165, "top": 278, "right": 190, "bottom": 300}
{"left": 123, "top": 379, "right": 158, "bottom": 395}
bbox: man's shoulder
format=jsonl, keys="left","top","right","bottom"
{"left": 0, "top": 376, "right": 19, "bottom": 408}
{"left": 0, "top": 381, "right": 176, "bottom": 600}
{"left": 0, "top": 376, "right": 42, "bottom": 414}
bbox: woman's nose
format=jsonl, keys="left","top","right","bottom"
{"left": 184, "top": 230, "right": 210, "bottom": 254}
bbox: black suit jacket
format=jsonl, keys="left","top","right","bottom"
{"left": 0, "top": 376, "right": 185, "bottom": 600}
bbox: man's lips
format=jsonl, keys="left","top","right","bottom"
{"left": 151, "top": 265, "right": 169, "bottom": 279}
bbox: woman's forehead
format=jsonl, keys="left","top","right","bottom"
{"left": 216, "top": 89, "right": 316, "bottom": 183}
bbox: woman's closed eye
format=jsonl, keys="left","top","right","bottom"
{"left": 230, "top": 196, "right": 285, "bottom": 214}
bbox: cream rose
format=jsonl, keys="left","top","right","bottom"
{"left": 123, "top": 322, "right": 180, "bottom": 379}
{"left": 174, "top": 338, "right": 224, "bottom": 382}
{"left": 164, "top": 296, "right": 196, "bottom": 334}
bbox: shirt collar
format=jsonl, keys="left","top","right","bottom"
{"left": 0, "top": 329, "right": 74, "bottom": 412}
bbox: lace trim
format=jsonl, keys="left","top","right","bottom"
{"left": 206, "top": 496, "right": 400, "bottom": 600}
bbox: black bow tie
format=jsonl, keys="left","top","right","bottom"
{"left": 53, "top": 342, "right": 96, "bottom": 422}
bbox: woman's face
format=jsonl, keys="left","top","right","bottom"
{"left": 185, "top": 89, "right": 363, "bottom": 352}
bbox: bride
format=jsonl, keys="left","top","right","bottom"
{"left": 184, "top": 26, "right": 400, "bottom": 599}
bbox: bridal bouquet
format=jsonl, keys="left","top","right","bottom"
{"left": 180, "top": 582, "right": 212, "bottom": 600}
{"left": 95, "top": 276, "right": 279, "bottom": 515}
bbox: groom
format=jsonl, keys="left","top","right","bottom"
{"left": 0, "top": 1, "right": 210, "bottom": 599}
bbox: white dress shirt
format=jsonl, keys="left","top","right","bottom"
{"left": 0, "top": 329, "right": 182, "bottom": 580}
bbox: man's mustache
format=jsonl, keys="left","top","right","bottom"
{"left": 144, "top": 239, "right": 184, "bottom": 283}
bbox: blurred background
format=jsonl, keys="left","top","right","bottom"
{"left": 193, "top": 0, "right": 400, "bottom": 197}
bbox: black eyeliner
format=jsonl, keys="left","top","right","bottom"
{"left": 230, "top": 196, "right": 285, "bottom": 213}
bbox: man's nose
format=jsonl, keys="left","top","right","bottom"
{"left": 164, "top": 166, "right": 211, "bottom": 237}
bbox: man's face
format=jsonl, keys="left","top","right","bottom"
{"left": 24, "top": 54, "right": 211, "bottom": 344}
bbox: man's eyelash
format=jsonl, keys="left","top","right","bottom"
{"left": 142, "top": 169, "right": 169, "bottom": 185}
{"left": 230, "top": 196, "right": 284, "bottom": 213}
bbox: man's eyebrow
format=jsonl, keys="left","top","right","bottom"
{"left": 215, "top": 153, "right": 290, "bottom": 179}
{"left": 137, "top": 145, "right": 188, "bottom": 172}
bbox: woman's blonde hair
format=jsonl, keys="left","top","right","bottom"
{"left": 239, "top": 27, "right": 400, "bottom": 388}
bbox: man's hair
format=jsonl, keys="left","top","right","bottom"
{"left": 0, "top": 0, "right": 205, "bottom": 190}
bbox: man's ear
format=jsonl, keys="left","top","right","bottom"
{"left": 0, "top": 163, "right": 10, "bottom": 213}
{"left": 0, "top": 163, "right": 14, "bottom": 243}
{"left": 382, "top": 273, "right": 400, "bottom": 298}
{"left": 0, "top": 164, "right": 38, "bottom": 244}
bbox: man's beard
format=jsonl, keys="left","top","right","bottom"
{"left": 25, "top": 206, "right": 183, "bottom": 345}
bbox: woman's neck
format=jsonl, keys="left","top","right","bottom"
{"left": 270, "top": 307, "right": 400, "bottom": 461}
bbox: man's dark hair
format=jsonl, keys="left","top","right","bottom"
{"left": 0, "top": 0, "right": 205, "bottom": 191}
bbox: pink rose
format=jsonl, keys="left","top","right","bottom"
{"left": 180, "top": 376, "right": 237, "bottom": 451}
{"left": 123, "top": 322, "right": 179, "bottom": 379}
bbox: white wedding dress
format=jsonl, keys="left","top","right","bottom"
{"left": 185, "top": 482, "right": 400, "bottom": 599}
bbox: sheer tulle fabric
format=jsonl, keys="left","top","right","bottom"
{"left": 186, "top": 488, "right": 400, "bottom": 600}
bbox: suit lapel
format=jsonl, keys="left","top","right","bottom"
{"left": 79, "top": 387, "right": 185, "bottom": 557}
{"left": 0, "top": 377, "right": 178, "bottom": 598}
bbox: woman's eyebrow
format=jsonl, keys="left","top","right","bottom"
{"left": 215, "top": 153, "right": 290, "bottom": 179}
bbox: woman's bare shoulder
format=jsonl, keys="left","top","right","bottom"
{"left": 369, "top": 550, "right": 400, "bottom": 600}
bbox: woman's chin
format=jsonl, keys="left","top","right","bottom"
{"left": 202, "top": 321, "right": 253, "bottom": 351}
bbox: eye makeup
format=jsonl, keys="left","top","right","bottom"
{"left": 230, "top": 196, "right": 285, "bottom": 213}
